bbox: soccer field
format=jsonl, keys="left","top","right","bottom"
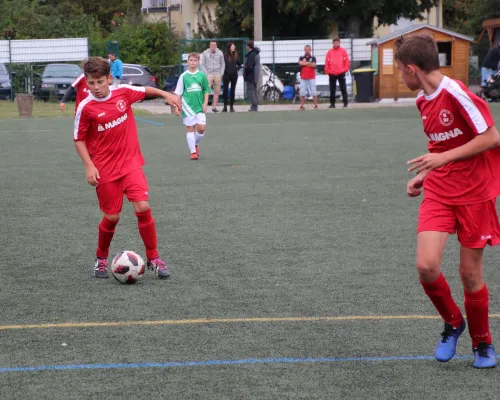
{"left": 1, "top": 107, "right": 500, "bottom": 399}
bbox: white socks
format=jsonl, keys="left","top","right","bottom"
{"left": 186, "top": 132, "right": 196, "bottom": 154}
{"left": 195, "top": 131, "right": 205, "bottom": 145}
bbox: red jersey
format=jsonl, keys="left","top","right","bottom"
{"left": 74, "top": 85, "right": 146, "bottom": 184}
{"left": 324, "top": 47, "right": 350, "bottom": 76}
{"left": 299, "top": 55, "right": 316, "bottom": 80}
{"left": 416, "top": 76, "right": 497, "bottom": 205}
{"left": 72, "top": 74, "right": 90, "bottom": 109}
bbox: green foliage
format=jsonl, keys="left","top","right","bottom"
{"left": 216, "top": 0, "right": 438, "bottom": 38}
{"left": 0, "top": 0, "right": 178, "bottom": 73}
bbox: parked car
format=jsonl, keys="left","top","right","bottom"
{"left": 120, "top": 64, "right": 158, "bottom": 88}
{"left": 296, "top": 70, "right": 353, "bottom": 100}
{"left": 0, "top": 64, "right": 12, "bottom": 100}
{"left": 35, "top": 63, "right": 82, "bottom": 101}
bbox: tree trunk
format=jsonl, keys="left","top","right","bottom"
{"left": 346, "top": 15, "right": 361, "bottom": 38}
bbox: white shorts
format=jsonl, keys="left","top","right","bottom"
{"left": 300, "top": 79, "right": 317, "bottom": 97}
{"left": 183, "top": 113, "right": 207, "bottom": 127}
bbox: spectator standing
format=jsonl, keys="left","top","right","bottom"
{"left": 201, "top": 41, "right": 225, "bottom": 113}
{"left": 243, "top": 40, "right": 261, "bottom": 112}
{"left": 222, "top": 43, "right": 242, "bottom": 113}
{"left": 108, "top": 52, "right": 123, "bottom": 85}
{"left": 298, "top": 45, "right": 318, "bottom": 110}
{"left": 325, "top": 38, "right": 350, "bottom": 108}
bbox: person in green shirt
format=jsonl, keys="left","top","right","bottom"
{"left": 175, "top": 53, "right": 210, "bottom": 160}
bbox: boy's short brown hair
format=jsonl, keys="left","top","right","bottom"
{"left": 188, "top": 52, "right": 200, "bottom": 60}
{"left": 333, "top": 37, "right": 340, "bottom": 43}
{"left": 83, "top": 57, "right": 111, "bottom": 77}
{"left": 395, "top": 34, "right": 440, "bottom": 73}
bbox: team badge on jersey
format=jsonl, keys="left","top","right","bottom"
{"left": 116, "top": 100, "right": 127, "bottom": 112}
{"left": 439, "top": 109, "right": 454, "bottom": 127}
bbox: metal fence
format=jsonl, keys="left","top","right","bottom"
{"left": 0, "top": 38, "right": 89, "bottom": 100}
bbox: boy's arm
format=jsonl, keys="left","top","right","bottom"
{"left": 144, "top": 87, "right": 181, "bottom": 113}
{"left": 74, "top": 141, "right": 100, "bottom": 186}
{"left": 203, "top": 93, "right": 209, "bottom": 113}
{"left": 408, "top": 126, "right": 500, "bottom": 173}
{"left": 60, "top": 86, "right": 77, "bottom": 110}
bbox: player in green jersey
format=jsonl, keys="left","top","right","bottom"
{"left": 175, "top": 53, "right": 211, "bottom": 160}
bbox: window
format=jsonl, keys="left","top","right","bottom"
{"left": 122, "top": 67, "right": 143, "bottom": 76}
{"left": 186, "top": 23, "right": 192, "bottom": 40}
{"left": 437, "top": 42, "right": 452, "bottom": 66}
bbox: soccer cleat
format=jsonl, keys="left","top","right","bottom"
{"left": 147, "top": 258, "right": 170, "bottom": 279}
{"left": 94, "top": 257, "right": 109, "bottom": 279}
{"left": 473, "top": 343, "right": 497, "bottom": 369}
{"left": 435, "top": 319, "right": 466, "bottom": 362}
{"left": 195, "top": 145, "right": 200, "bottom": 157}
{"left": 190, "top": 153, "right": 198, "bottom": 160}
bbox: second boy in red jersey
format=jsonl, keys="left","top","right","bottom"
{"left": 60, "top": 73, "right": 90, "bottom": 112}
{"left": 74, "top": 57, "right": 181, "bottom": 279}
{"left": 397, "top": 34, "right": 500, "bottom": 368}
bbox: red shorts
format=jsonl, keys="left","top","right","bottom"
{"left": 96, "top": 168, "right": 149, "bottom": 214}
{"left": 418, "top": 197, "right": 500, "bottom": 248}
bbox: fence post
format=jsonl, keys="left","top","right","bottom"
{"left": 8, "top": 37, "right": 13, "bottom": 101}
{"left": 87, "top": 37, "right": 90, "bottom": 57}
{"left": 272, "top": 36, "right": 276, "bottom": 75}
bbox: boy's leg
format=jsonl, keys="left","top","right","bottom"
{"left": 183, "top": 116, "right": 197, "bottom": 158}
{"left": 418, "top": 231, "right": 465, "bottom": 362}
{"left": 456, "top": 200, "right": 498, "bottom": 368}
{"left": 94, "top": 180, "right": 124, "bottom": 278}
{"left": 124, "top": 169, "right": 169, "bottom": 279}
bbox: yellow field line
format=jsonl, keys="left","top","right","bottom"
{"left": 3, "top": 314, "right": 500, "bottom": 331}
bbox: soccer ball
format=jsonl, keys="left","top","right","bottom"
{"left": 110, "top": 251, "right": 145, "bottom": 284}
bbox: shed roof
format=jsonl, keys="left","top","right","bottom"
{"left": 367, "top": 24, "right": 474, "bottom": 45}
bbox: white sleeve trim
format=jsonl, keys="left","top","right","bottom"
{"left": 118, "top": 84, "right": 146, "bottom": 92}
{"left": 448, "top": 80, "right": 488, "bottom": 134}
{"left": 73, "top": 97, "right": 93, "bottom": 140}
{"left": 174, "top": 72, "right": 185, "bottom": 96}
{"left": 72, "top": 74, "right": 85, "bottom": 88}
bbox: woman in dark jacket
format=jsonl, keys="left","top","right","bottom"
{"left": 222, "top": 43, "right": 242, "bottom": 112}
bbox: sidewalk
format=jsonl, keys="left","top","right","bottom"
{"left": 133, "top": 98, "right": 417, "bottom": 115}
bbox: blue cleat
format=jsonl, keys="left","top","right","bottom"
{"left": 473, "top": 342, "right": 497, "bottom": 369}
{"left": 435, "top": 319, "right": 466, "bottom": 362}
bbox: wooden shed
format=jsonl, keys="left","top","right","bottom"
{"left": 367, "top": 24, "right": 473, "bottom": 100}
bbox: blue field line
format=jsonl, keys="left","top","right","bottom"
{"left": 0, "top": 355, "right": 488, "bottom": 373}
{"left": 134, "top": 117, "right": 165, "bottom": 126}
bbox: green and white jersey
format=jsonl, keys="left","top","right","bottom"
{"left": 174, "top": 69, "right": 210, "bottom": 118}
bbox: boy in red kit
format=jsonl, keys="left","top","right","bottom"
{"left": 397, "top": 34, "right": 500, "bottom": 368}
{"left": 60, "top": 73, "right": 90, "bottom": 112}
{"left": 74, "top": 57, "right": 181, "bottom": 279}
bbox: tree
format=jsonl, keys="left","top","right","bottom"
{"left": 215, "top": 0, "right": 439, "bottom": 38}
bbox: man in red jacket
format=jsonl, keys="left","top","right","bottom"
{"left": 324, "top": 37, "right": 350, "bottom": 108}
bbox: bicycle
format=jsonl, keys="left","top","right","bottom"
{"left": 257, "top": 66, "right": 283, "bottom": 104}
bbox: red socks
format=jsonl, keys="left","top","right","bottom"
{"left": 465, "top": 284, "right": 492, "bottom": 347}
{"left": 96, "top": 217, "right": 119, "bottom": 259}
{"left": 136, "top": 208, "right": 158, "bottom": 261}
{"left": 421, "top": 273, "right": 463, "bottom": 328}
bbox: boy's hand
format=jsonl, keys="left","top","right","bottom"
{"left": 407, "top": 152, "right": 449, "bottom": 173}
{"left": 203, "top": 104, "right": 207, "bottom": 113}
{"left": 86, "top": 165, "right": 100, "bottom": 186}
{"left": 407, "top": 175, "right": 424, "bottom": 197}
{"left": 163, "top": 92, "right": 181, "bottom": 115}
{"left": 59, "top": 103, "right": 67, "bottom": 112}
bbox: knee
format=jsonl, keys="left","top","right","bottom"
{"left": 197, "top": 128, "right": 205, "bottom": 134}
{"left": 134, "top": 201, "right": 150, "bottom": 214}
{"left": 459, "top": 262, "right": 482, "bottom": 288}
{"left": 416, "top": 258, "right": 441, "bottom": 281}
{"left": 105, "top": 213, "right": 120, "bottom": 222}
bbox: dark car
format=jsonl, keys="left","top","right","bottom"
{"left": 0, "top": 64, "right": 13, "bottom": 100}
{"left": 35, "top": 63, "right": 82, "bottom": 101}
{"left": 120, "top": 64, "right": 158, "bottom": 88}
